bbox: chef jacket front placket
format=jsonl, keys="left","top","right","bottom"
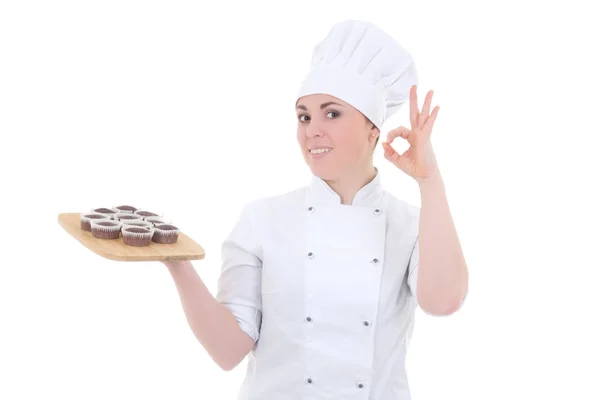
{"left": 303, "top": 194, "right": 387, "bottom": 399}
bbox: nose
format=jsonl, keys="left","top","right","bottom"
{"left": 306, "top": 122, "right": 324, "bottom": 139}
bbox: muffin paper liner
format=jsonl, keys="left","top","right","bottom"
{"left": 80, "top": 212, "right": 111, "bottom": 231}
{"left": 90, "top": 219, "right": 122, "bottom": 239}
{"left": 152, "top": 224, "right": 179, "bottom": 244}
{"left": 122, "top": 226, "right": 155, "bottom": 247}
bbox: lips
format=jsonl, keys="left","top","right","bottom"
{"left": 308, "top": 147, "right": 332, "bottom": 159}
{"left": 309, "top": 148, "right": 332, "bottom": 155}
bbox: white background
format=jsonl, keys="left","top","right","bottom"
{"left": 1, "top": 1, "right": 599, "bottom": 399}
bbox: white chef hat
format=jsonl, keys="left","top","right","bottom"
{"left": 297, "top": 20, "right": 418, "bottom": 131}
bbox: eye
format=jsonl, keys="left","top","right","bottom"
{"left": 297, "top": 110, "right": 340, "bottom": 123}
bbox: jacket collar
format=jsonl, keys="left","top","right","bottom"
{"left": 308, "top": 167, "right": 383, "bottom": 206}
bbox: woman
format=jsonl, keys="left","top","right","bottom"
{"left": 163, "top": 20, "right": 468, "bottom": 400}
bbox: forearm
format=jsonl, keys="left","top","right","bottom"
{"left": 416, "top": 172, "right": 469, "bottom": 315}
{"left": 165, "top": 260, "right": 253, "bottom": 370}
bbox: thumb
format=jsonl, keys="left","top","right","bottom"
{"left": 382, "top": 141, "right": 400, "bottom": 164}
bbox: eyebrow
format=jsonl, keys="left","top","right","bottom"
{"left": 296, "top": 102, "right": 343, "bottom": 111}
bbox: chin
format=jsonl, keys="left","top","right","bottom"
{"left": 308, "top": 164, "right": 340, "bottom": 181}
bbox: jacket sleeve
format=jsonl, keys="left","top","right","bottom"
{"left": 215, "top": 201, "right": 263, "bottom": 344}
{"left": 407, "top": 236, "right": 419, "bottom": 297}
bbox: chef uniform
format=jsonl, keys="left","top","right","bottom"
{"left": 216, "top": 20, "right": 428, "bottom": 400}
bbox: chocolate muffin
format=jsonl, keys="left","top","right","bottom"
{"left": 113, "top": 205, "right": 138, "bottom": 213}
{"left": 90, "top": 220, "right": 121, "bottom": 239}
{"left": 134, "top": 210, "right": 161, "bottom": 220}
{"left": 80, "top": 213, "right": 110, "bottom": 232}
{"left": 115, "top": 213, "right": 143, "bottom": 222}
{"left": 121, "top": 220, "right": 153, "bottom": 230}
{"left": 92, "top": 207, "right": 118, "bottom": 220}
{"left": 152, "top": 224, "right": 179, "bottom": 244}
{"left": 145, "top": 216, "right": 169, "bottom": 227}
{"left": 122, "top": 226, "right": 154, "bottom": 247}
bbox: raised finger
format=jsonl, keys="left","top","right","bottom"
{"left": 423, "top": 106, "right": 440, "bottom": 135}
{"left": 410, "top": 85, "right": 419, "bottom": 130}
{"left": 421, "top": 90, "right": 433, "bottom": 124}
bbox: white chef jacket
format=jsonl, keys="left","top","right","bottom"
{"left": 216, "top": 170, "right": 422, "bottom": 400}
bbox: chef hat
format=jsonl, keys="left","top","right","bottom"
{"left": 297, "top": 20, "right": 418, "bottom": 131}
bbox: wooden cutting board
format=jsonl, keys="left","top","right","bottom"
{"left": 58, "top": 213, "right": 205, "bottom": 262}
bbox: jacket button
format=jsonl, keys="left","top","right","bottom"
{"left": 363, "top": 321, "right": 370, "bottom": 326}
{"left": 357, "top": 382, "right": 364, "bottom": 389}
{"left": 307, "top": 378, "right": 313, "bottom": 384}
{"left": 373, "top": 208, "right": 381, "bottom": 215}
{"left": 306, "top": 316, "right": 312, "bottom": 322}
{"left": 308, "top": 252, "right": 314, "bottom": 259}
{"left": 307, "top": 206, "right": 314, "bottom": 213}
{"left": 371, "top": 258, "right": 379, "bottom": 264}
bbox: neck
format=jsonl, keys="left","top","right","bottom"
{"left": 325, "top": 165, "right": 378, "bottom": 205}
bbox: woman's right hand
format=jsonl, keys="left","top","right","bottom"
{"left": 161, "top": 260, "right": 192, "bottom": 269}
{"left": 160, "top": 257, "right": 250, "bottom": 370}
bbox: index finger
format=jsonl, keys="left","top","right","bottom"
{"left": 385, "top": 126, "right": 411, "bottom": 143}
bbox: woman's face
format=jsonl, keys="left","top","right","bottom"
{"left": 295, "top": 94, "right": 379, "bottom": 180}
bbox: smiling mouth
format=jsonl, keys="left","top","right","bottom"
{"left": 309, "top": 148, "right": 332, "bottom": 155}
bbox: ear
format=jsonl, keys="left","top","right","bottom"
{"left": 369, "top": 124, "right": 380, "bottom": 140}
{"left": 364, "top": 116, "right": 379, "bottom": 145}
{"left": 369, "top": 124, "right": 380, "bottom": 152}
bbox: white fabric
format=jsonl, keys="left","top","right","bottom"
{"left": 216, "top": 170, "right": 423, "bottom": 400}
{"left": 297, "top": 20, "right": 419, "bottom": 131}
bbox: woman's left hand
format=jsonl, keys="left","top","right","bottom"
{"left": 382, "top": 85, "right": 441, "bottom": 183}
